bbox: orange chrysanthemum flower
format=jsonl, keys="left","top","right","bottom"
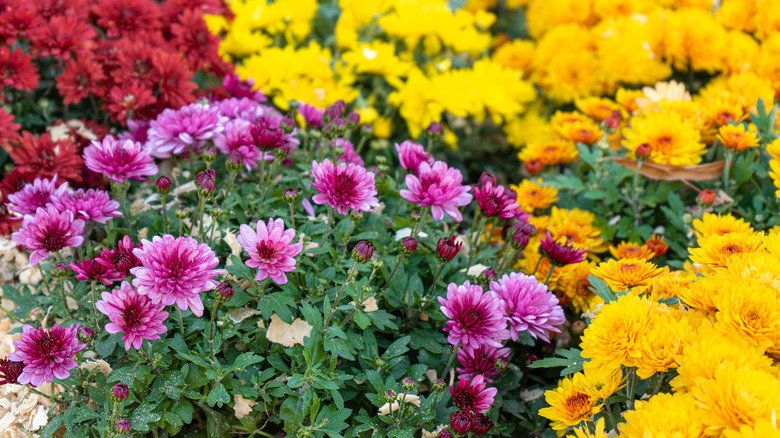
{"left": 590, "top": 258, "right": 664, "bottom": 292}
{"left": 518, "top": 138, "right": 579, "bottom": 165}
{"left": 644, "top": 235, "right": 669, "bottom": 258}
{"left": 717, "top": 123, "right": 760, "bottom": 151}
{"left": 689, "top": 231, "right": 764, "bottom": 268}
{"left": 609, "top": 241, "right": 653, "bottom": 260}
{"left": 509, "top": 179, "right": 559, "bottom": 214}
{"left": 556, "top": 120, "right": 604, "bottom": 145}
{"left": 575, "top": 97, "right": 624, "bottom": 122}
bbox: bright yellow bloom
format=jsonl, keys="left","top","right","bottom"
{"left": 557, "top": 261, "right": 598, "bottom": 314}
{"left": 538, "top": 371, "right": 602, "bottom": 432}
{"left": 635, "top": 80, "right": 692, "bottom": 111}
{"left": 621, "top": 392, "right": 706, "bottom": 438}
{"left": 698, "top": 72, "right": 775, "bottom": 115}
{"left": 723, "top": 417, "right": 780, "bottom": 438}
{"left": 608, "top": 241, "right": 653, "bottom": 260}
{"left": 661, "top": 8, "right": 727, "bottom": 73}
{"left": 770, "top": 159, "right": 780, "bottom": 200}
{"left": 574, "top": 97, "right": 623, "bottom": 122}
{"left": 550, "top": 111, "right": 593, "bottom": 136}
{"left": 341, "top": 42, "right": 414, "bottom": 80}
{"left": 634, "top": 267, "right": 695, "bottom": 301}
{"left": 334, "top": 0, "right": 393, "bottom": 48}
{"left": 555, "top": 120, "right": 603, "bottom": 145}
{"left": 525, "top": 0, "right": 599, "bottom": 39}
{"left": 717, "top": 0, "right": 757, "bottom": 33}
{"left": 623, "top": 112, "right": 707, "bottom": 166}
{"left": 615, "top": 87, "right": 646, "bottom": 113}
{"left": 717, "top": 123, "right": 760, "bottom": 151}
{"left": 510, "top": 179, "right": 559, "bottom": 213}
{"left": 714, "top": 278, "right": 780, "bottom": 353}
{"left": 691, "top": 213, "right": 753, "bottom": 239}
{"left": 590, "top": 258, "right": 663, "bottom": 292}
{"left": 566, "top": 417, "right": 609, "bottom": 438}
{"left": 678, "top": 276, "right": 719, "bottom": 312}
{"left": 545, "top": 207, "right": 606, "bottom": 254}
{"left": 372, "top": 117, "right": 392, "bottom": 139}
{"left": 689, "top": 231, "right": 764, "bottom": 268}
{"left": 492, "top": 39, "right": 535, "bottom": 72}
{"left": 631, "top": 311, "right": 692, "bottom": 379}
{"left": 503, "top": 109, "right": 554, "bottom": 148}
{"left": 354, "top": 107, "right": 379, "bottom": 126}
{"left": 692, "top": 364, "right": 780, "bottom": 436}
{"left": 767, "top": 137, "right": 780, "bottom": 160}
{"left": 518, "top": 139, "right": 579, "bottom": 166}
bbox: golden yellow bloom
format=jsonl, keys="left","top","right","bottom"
{"left": 525, "top": 0, "right": 599, "bottom": 39}
{"left": 621, "top": 392, "right": 706, "bottom": 438}
{"left": 770, "top": 159, "right": 780, "bottom": 200}
{"left": 538, "top": 372, "right": 602, "bottom": 432}
{"left": 510, "top": 179, "right": 559, "bottom": 213}
{"left": 372, "top": 116, "right": 392, "bottom": 139}
{"left": 582, "top": 366, "right": 625, "bottom": 400}
{"left": 566, "top": 417, "right": 609, "bottom": 438}
{"left": 354, "top": 106, "right": 379, "bottom": 126}
{"left": 717, "top": 0, "right": 757, "bottom": 33}
{"left": 678, "top": 276, "right": 719, "bottom": 313}
{"left": 634, "top": 268, "right": 695, "bottom": 301}
{"left": 767, "top": 137, "right": 780, "bottom": 160}
{"left": 557, "top": 261, "right": 598, "bottom": 314}
{"left": 492, "top": 39, "right": 535, "bottom": 72}
{"left": 717, "top": 123, "right": 760, "bottom": 151}
{"left": 609, "top": 241, "right": 653, "bottom": 260}
{"left": 693, "top": 364, "right": 780, "bottom": 436}
{"left": 555, "top": 120, "right": 603, "bottom": 145}
{"left": 714, "top": 278, "right": 780, "bottom": 352}
{"left": 689, "top": 231, "right": 765, "bottom": 268}
{"left": 615, "top": 88, "right": 646, "bottom": 113}
{"left": 518, "top": 139, "right": 579, "bottom": 165}
{"left": 691, "top": 213, "right": 753, "bottom": 239}
{"left": 574, "top": 97, "right": 623, "bottom": 122}
{"left": 723, "top": 417, "right": 780, "bottom": 438}
{"left": 701, "top": 95, "right": 747, "bottom": 128}
{"left": 644, "top": 234, "right": 669, "bottom": 258}
{"left": 698, "top": 72, "right": 775, "bottom": 115}
{"left": 341, "top": 42, "right": 413, "bottom": 80}
{"left": 581, "top": 294, "right": 659, "bottom": 372}
{"left": 503, "top": 109, "right": 554, "bottom": 148}
{"left": 545, "top": 207, "right": 606, "bottom": 254}
{"left": 550, "top": 111, "right": 593, "bottom": 135}
{"left": 590, "top": 258, "right": 663, "bottom": 292}
{"left": 624, "top": 112, "right": 706, "bottom": 166}
{"left": 631, "top": 312, "right": 692, "bottom": 379}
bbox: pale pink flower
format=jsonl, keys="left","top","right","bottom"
{"left": 51, "top": 189, "right": 121, "bottom": 222}
{"left": 400, "top": 161, "right": 472, "bottom": 222}
{"left": 395, "top": 140, "right": 433, "bottom": 174}
{"left": 489, "top": 272, "right": 565, "bottom": 342}
{"left": 237, "top": 218, "right": 303, "bottom": 284}
{"left": 147, "top": 103, "right": 226, "bottom": 158}
{"left": 6, "top": 175, "right": 68, "bottom": 217}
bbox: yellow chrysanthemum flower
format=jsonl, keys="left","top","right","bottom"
{"left": 518, "top": 139, "right": 579, "bottom": 166}
{"left": 545, "top": 207, "right": 607, "bottom": 254}
{"left": 623, "top": 112, "right": 707, "bottom": 166}
{"left": 689, "top": 231, "right": 764, "bottom": 268}
{"left": 714, "top": 278, "right": 780, "bottom": 352}
{"left": 590, "top": 258, "right": 663, "bottom": 292}
{"left": 608, "top": 241, "right": 653, "bottom": 260}
{"left": 503, "top": 109, "right": 554, "bottom": 148}
{"left": 492, "top": 39, "right": 535, "bottom": 72}
{"left": 717, "top": 123, "right": 760, "bottom": 151}
{"left": 574, "top": 97, "right": 623, "bottom": 122}
{"left": 770, "top": 159, "right": 780, "bottom": 200}
{"left": 581, "top": 294, "right": 660, "bottom": 372}
{"left": 767, "top": 137, "right": 780, "bottom": 160}
{"left": 566, "top": 417, "right": 609, "bottom": 438}
{"left": 621, "top": 392, "right": 706, "bottom": 438}
{"left": 693, "top": 364, "right": 780, "bottom": 436}
{"left": 555, "top": 120, "right": 604, "bottom": 146}
{"left": 615, "top": 87, "right": 646, "bottom": 113}
{"left": 557, "top": 260, "right": 598, "bottom": 314}
{"left": 341, "top": 42, "right": 414, "bottom": 80}
{"left": 538, "top": 372, "right": 602, "bottom": 432}
{"left": 723, "top": 417, "right": 780, "bottom": 438}
{"left": 550, "top": 111, "right": 593, "bottom": 135}
{"left": 691, "top": 213, "right": 753, "bottom": 239}
{"left": 510, "top": 179, "right": 559, "bottom": 214}
{"left": 631, "top": 312, "right": 692, "bottom": 379}
{"left": 678, "top": 276, "right": 720, "bottom": 312}
{"left": 633, "top": 268, "right": 694, "bottom": 301}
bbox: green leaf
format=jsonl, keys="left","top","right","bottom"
{"left": 324, "top": 336, "right": 355, "bottom": 360}
{"left": 108, "top": 364, "right": 152, "bottom": 385}
{"left": 62, "top": 404, "right": 101, "bottom": 429}
{"left": 171, "top": 399, "right": 194, "bottom": 424}
{"left": 388, "top": 428, "right": 415, "bottom": 438}
{"left": 528, "top": 348, "right": 585, "bottom": 376}
{"left": 225, "top": 255, "right": 253, "bottom": 281}
{"left": 227, "top": 352, "right": 264, "bottom": 374}
{"left": 1, "top": 285, "right": 36, "bottom": 318}
{"left": 94, "top": 332, "right": 123, "bottom": 357}
{"left": 381, "top": 336, "right": 410, "bottom": 359}
{"left": 588, "top": 275, "right": 616, "bottom": 303}
{"left": 259, "top": 292, "right": 295, "bottom": 323}
{"left": 299, "top": 300, "right": 323, "bottom": 325}
{"left": 365, "top": 370, "right": 384, "bottom": 393}
{"left": 131, "top": 403, "right": 161, "bottom": 432}
{"left": 331, "top": 388, "right": 345, "bottom": 410}
{"left": 207, "top": 383, "right": 230, "bottom": 407}
{"left": 316, "top": 404, "right": 352, "bottom": 437}
{"left": 202, "top": 405, "right": 229, "bottom": 437}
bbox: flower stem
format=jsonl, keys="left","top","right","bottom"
{"left": 382, "top": 254, "right": 405, "bottom": 292}
{"left": 176, "top": 307, "right": 186, "bottom": 338}
{"left": 323, "top": 261, "right": 358, "bottom": 334}
{"left": 441, "top": 343, "right": 460, "bottom": 379}
{"left": 543, "top": 265, "right": 556, "bottom": 286}
{"left": 194, "top": 195, "right": 206, "bottom": 239}
{"left": 0, "top": 303, "right": 22, "bottom": 324}
{"left": 411, "top": 208, "right": 431, "bottom": 239}
{"left": 224, "top": 171, "right": 237, "bottom": 201}
{"left": 335, "top": 218, "right": 357, "bottom": 265}
{"left": 466, "top": 213, "right": 486, "bottom": 270}
{"left": 532, "top": 255, "right": 544, "bottom": 276}
{"left": 161, "top": 194, "right": 169, "bottom": 235}
{"left": 208, "top": 299, "right": 220, "bottom": 372}
{"left": 59, "top": 276, "right": 73, "bottom": 319}
{"left": 208, "top": 212, "right": 218, "bottom": 247}
{"left": 626, "top": 367, "right": 638, "bottom": 411}
{"left": 428, "top": 262, "right": 444, "bottom": 297}
{"left": 320, "top": 207, "right": 335, "bottom": 246}
{"left": 289, "top": 203, "right": 296, "bottom": 229}
{"left": 651, "top": 372, "right": 665, "bottom": 395}
{"left": 90, "top": 281, "right": 100, "bottom": 330}
{"left": 722, "top": 149, "right": 734, "bottom": 194}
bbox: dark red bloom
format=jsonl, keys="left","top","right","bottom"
{"left": 539, "top": 232, "right": 586, "bottom": 267}
{"left": 0, "top": 167, "right": 35, "bottom": 198}
{"left": 70, "top": 257, "right": 122, "bottom": 285}
{"left": 436, "top": 235, "right": 462, "bottom": 262}
{"left": 112, "top": 41, "right": 158, "bottom": 88}
{"left": 9, "top": 132, "right": 83, "bottom": 183}
{"left": 0, "top": 198, "right": 20, "bottom": 235}
{"left": 91, "top": 0, "right": 162, "bottom": 38}
{"left": 352, "top": 241, "right": 374, "bottom": 263}
{"left": 29, "top": 15, "right": 96, "bottom": 60}
{"left": 103, "top": 81, "right": 157, "bottom": 123}
{"left": 0, "top": 107, "right": 21, "bottom": 152}
{"left": 426, "top": 122, "right": 443, "bottom": 138}
{"left": 195, "top": 169, "right": 216, "bottom": 193}
{"left": 0, "top": 47, "right": 39, "bottom": 91}
{"left": 401, "top": 236, "right": 418, "bottom": 254}
{"left": 697, "top": 189, "right": 716, "bottom": 207}
{"left": 450, "top": 410, "right": 473, "bottom": 434}
{"left": 56, "top": 54, "right": 106, "bottom": 104}
{"left": 470, "top": 413, "right": 494, "bottom": 436}
{"left": 0, "top": 358, "right": 24, "bottom": 385}
{"left": 250, "top": 121, "right": 285, "bottom": 152}
{"left": 216, "top": 280, "right": 234, "bottom": 301}
{"left": 524, "top": 159, "right": 543, "bottom": 175}
{"left": 450, "top": 375, "right": 497, "bottom": 413}
{"left": 0, "top": 6, "right": 44, "bottom": 45}
{"left": 171, "top": 8, "right": 226, "bottom": 74}
{"left": 152, "top": 51, "right": 196, "bottom": 110}
{"left": 161, "top": 0, "right": 227, "bottom": 22}
{"left": 635, "top": 142, "right": 652, "bottom": 159}
{"left": 96, "top": 235, "right": 141, "bottom": 277}
{"left": 111, "top": 382, "right": 129, "bottom": 401}
{"left": 35, "top": 0, "right": 90, "bottom": 20}
{"left": 604, "top": 110, "right": 621, "bottom": 130}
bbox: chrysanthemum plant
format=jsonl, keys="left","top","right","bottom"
{"left": 0, "top": 74, "right": 586, "bottom": 437}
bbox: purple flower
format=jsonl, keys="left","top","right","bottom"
{"left": 400, "top": 161, "right": 472, "bottom": 222}
{"left": 223, "top": 74, "right": 266, "bottom": 102}
{"left": 450, "top": 374, "right": 497, "bottom": 413}
{"left": 395, "top": 140, "right": 433, "bottom": 174}
{"left": 83, "top": 135, "right": 158, "bottom": 183}
{"left": 96, "top": 282, "right": 169, "bottom": 351}
{"left": 147, "top": 103, "right": 226, "bottom": 158}
{"left": 297, "top": 102, "right": 323, "bottom": 126}
{"left": 117, "top": 120, "right": 150, "bottom": 144}
{"left": 11, "top": 206, "right": 84, "bottom": 265}
{"left": 131, "top": 235, "right": 224, "bottom": 317}
{"left": 7, "top": 323, "right": 86, "bottom": 386}
{"left": 51, "top": 189, "right": 121, "bottom": 222}
{"left": 237, "top": 218, "right": 302, "bottom": 285}
{"left": 334, "top": 138, "right": 364, "bottom": 166}
{"left": 6, "top": 175, "right": 69, "bottom": 217}
{"left": 70, "top": 257, "right": 123, "bottom": 285}
{"left": 213, "top": 120, "right": 262, "bottom": 169}
{"left": 489, "top": 272, "right": 565, "bottom": 342}
{"left": 438, "top": 281, "right": 509, "bottom": 349}
{"left": 456, "top": 344, "right": 511, "bottom": 383}
{"left": 540, "top": 232, "right": 586, "bottom": 267}
{"left": 96, "top": 235, "right": 141, "bottom": 277}
{"left": 474, "top": 182, "right": 520, "bottom": 220}
{"left": 309, "top": 159, "right": 379, "bottom": 216}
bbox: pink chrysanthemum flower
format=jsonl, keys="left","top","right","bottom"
{"left": 223, "top": 74, "right": 267, "bottom": 102}
{"left": 395, "top": 140, "right": 433, "bottom": 174}
{"left": 51, "top": 189, "right": 121, "bottom": 222}
{"left": 334, "top": 138, "right": 364, "bottom": 166}
{"left": 117, "top": 120, "right": 150, "bottom": 144}
{"left": 489, "top": 272, "right": 565, "bottom": 342}
{"left": 474, "top": 182, "right": 521, "bottom": 220}
{"left": 70, "top": 257, "right": 122, "bottom": 285}
{"left": 297, "top": 102, "right": 323, "bottom": 126}
{"left": 438, "top": 281, "right": 509, "bottom": 349}
{"left": 213, "top": 120, "right": 262, "bottom": 169}
{"left": 130, "top": 235, "right": 223, "bottom": 317}
{"left": 450, "top": 375, "right": 497, "bottom": 413}
{"left": 147, "top": 103, "right": 226, "bottom": 158}
{"left": 83, "top": 135, "right": 158, "bottom": 183}
{"left": 237, "top": 218, "right": 303, "bottom": 285}
{"left": 6, "top": 175, "right": 69, "bottom": 217}
{"left": 96, "top": 235, "right": 141, "bottom": 277}
{"left": 400, "top": 161, "right": 472, "bottom": 222}
{"left": 309, "top": 159, "right": 379, "bottom": 215}
{"left": 96, "top": 281, "right": 169, "bottom": 351}
{"left": 7, "top": 323, "right": 86, "bottom": 386}
{"left": 540, "top": 232, "right": 586, "bottom": 267}
{"left": 456, "top": 344, "right": 511, "bottom": 384}
{"left": 217, "top": 97, "right": 264, "bottom": 123}
{"left": 11, "top": 206, "right": 84, "bottom": 265}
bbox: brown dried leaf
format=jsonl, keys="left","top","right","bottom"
{"left": 599, "top": 157, "right": 725, "bottom": 181}
{"left": 265, "top": 315, "right": 312, "bottom": 347}
{"left": 233, "top": 395, "right": 257, "bottom": 419}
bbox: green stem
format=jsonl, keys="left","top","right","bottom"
{"left": 323, "top": 261, "right": 358, "bottom": 333}
{"left": 289, "top": 203, "right": 296, "bottom": 229}
{"left": 441, "top": 344, "right": 460, "bottom": 379}
{"left": 59, "top": 277, "right": 73, "bottom": 319}
{"left": 651, "top": 372, "right": 665, "bottom": 395}
{"left": 224, "top": 171, "right": 237, "bottom": 201}
{"left": 208, "top": 299, "right": 220, "bottom": 372}
{"left": 532, "top": 255, "right": 544, "bottom": 276}
{"left": 0, "top": 303, "right": 22, "bottom": 324}
{"left": 194, "top": 196, "right": 206, "bottom": 239}
{"left": 382, "top": 254, "right": 405, "bottom": 292}
{"left": 161, "top": 194, "right": 169, "bottom": 235}
{"left": 335, "top": 218, "right": 356, "bottom": 265}
{"left": 543, "top": 265, "right": 556, "bottom": 286}
{"left": 208, "top": 213, "right": 218, "bottom": 247}
{"left": 320, "top": 207, "right": 335, "bottom": 246}
{"left": 466, "top": 213, "right": 486, "bottom": 270}
{"left": 90, "top": 281, "right": 99, "bottom": 331}
{"left": 626, "top": 367, "right": 638, "bottom": 411}
{"left": 722, "top": 149, "right": 733, "bottom": 194}
{"left": 411, "top": 208, "right": 431, "bottom": 239}
{"left": 176, "top": 307, "right": 186, "bottom": 339}
{"left": 428, "top": 262, "right": 444, "bottom": 297}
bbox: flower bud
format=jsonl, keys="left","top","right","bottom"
{"left": 682, "top": 212, "right": 693, "bottom": 225}
{"left": 174, "top": 205, "right": 190, "bottom": 219}
{"left": 201, "top": 146, "right": 217, "bottom": 163}
{"left": 377, "top": 164, "right": 390, "bottom": 175}
{"left": 275, "top": 144, "right": 290, "bottom": 160}
{"left": 400, "top": 237, "right": 418, "bottom": 255}
{"left": 323, "top": 103, "right": 343, "bottom": 123}
{"left": 196, "top": 169, "right": 216, "bottom": 196}
{"left": 280, "top": 114, "right": 296, "bottom": 134}
{"left": 78, "top": 326, "right": 94, "bottom": 344}
{"left": 114, "top": 419, "right": 131, "bottom": 434}
{"left": 346, "top": 111, "right": 360, "bottom": 128}
{"left": 697, "top": 189, "right": 716, "bottom": 207}
{"left": 52, "top": 262, "right": 69, "bottom": 277}
{"left": 426, "top": 122, "right": 443, "bottom": 139}
{"left": 375, "top": 155, "right": 387, "bottom": 165}
{"left": 450, "top": 410, "right": 473, "bottom": 434}
{"left": 352, "top": 241, "right": 374, "bottom": 264}
{"left": 478, "top": 172, "right": 496, "bottom": 187}
{"left": 349, "top": 210, "right": 364, "bottom": 222}
{"left": 494, "top": 356, "right": 509, "bottom": 371}
{"left": 603, "top": 110, "right": 621, "bottom": 132}
{"left": 211, "top": 207, "right": 225, "bottom": 219}
{"left": 401, "top": 377, "right": 415, "bottom": 392}
{"left": 227, "top": 151, "right": 243, "bottom": 171}
{"left": 471, "top": 413, "right": 494, "bottom": 436}
{"left": 283, "top": 189, "right": 299, "bottom": 204}
{"left": 383, "top": 389, "right": 397, "bottom": 404}
{"left": 436, "top": 235, "right": 462, "bottom": 263}
{"left": 635, "top": 142, "right": 652, "bottom": 160}
{"left": 288, "top": 100, "right": 299, "bottom": 111}
{"left": 111, "top": 383, "right": 129, "bottom": 402}
{"left": 511, "top": 228, "right": 531, "bottom": 251}
{"left": 250, "top": 123, "right": 285, "bottom": 151}
{"left": 410, "top": 211, "right": 422, "bottom": 222}
{"left": 433, "top": 379, "right": 445, "bottom": 393}
{"left": 216, "top": 281, "right": 234, "bottom": 302}
{"left": 370, "top": 259, "right": 384, "bottom": 270}
{"left": 439, "top": 431, "right": 452, "bottom": 438}
{"left": 156, "top": 176, "right": 172, "bottom": 195}
{"left": 524, "top": 159, "right": 543, "bottom": 175}
{"left": 571, "top": 320, "right": 586, "bottom": 333}
{"left": 478, "top": 267, "right": 496, "bottom": 286}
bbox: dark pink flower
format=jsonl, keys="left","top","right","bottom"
{"left": 436, "top": 235, "right": 462, "bottom": 262}
{"left": 0, "top": 358, "right": 24, "bottom": 385}
{"left": 489, "top": 272, "right": 565, "bottom": 342}
{"left": 96, "top": 281, "right": 169, "bottom": 351}
{"left": 96, "top": 235, "right": 141, "bottom": 277}
{"left": 395, "top": 140, "right": 433, "bottom": 174}
{"left": 70, "top": 257, "right": 122, "bottom": 285}
{"left": 7, "top": 323, "right": 86, "bottom": 386}
{"left": 11, "top": 206, "right": 84, "bottom": 265}
{"left": 471, "top": 413, "right": 494, "bottom": 435}
{"left": 237, "top": 218, "right": 302, "bottom": 285}
{"left": 450, "top": 410, "right": 473, "bottom": 434}
{"left": 309, "top": 159, "right": 379, "bottom": 216}
{"left": 213, "top": 120, "right": 261, "bottom": 169}
{"left": 400, "top": 161, "right": 472, "bottom": 222}
{"left": 147, "top": 103, "right": 226, "bottom": 158}
{"left": 117, "top": 120, "right": 150, "bottom": 144}
{"left": 474, "top": 182, "right": 520, "bottom": 220}
{"left": 540, "top": 232, "right": 586, "bottom": 267}
{"left": 131, "top": 235, "right": 223, "bottom": 317}
{"left": 297, "top": 102, "right": 323, "bottom": 126}
{"left": 437, "top": 281, "right": 508, "bottom": 349}
{"left": 51, "top": 189, "right": 121, "bottom": 222}
{"left": 6, "top": 175, "right": 69, "bottom": 218}
{"left": 83, "top": 135, "right": 158, "bottom": 184}
{"left": 334, "top": 138, "right": 364, "bottom": 166}
{"left": 456, "top": 344, "right": 511, "bottom": 383}
{"left": 450, "top": 374, "right": 497, "bottom": 413}
{"left": 223, "top": 74, "right": 266, "bottom": 102}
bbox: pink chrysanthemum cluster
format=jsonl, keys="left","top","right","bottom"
{"left": 11, "top": 206, "right": 84, "bottom": 265}
{"left": 6, "top": 175, "right": 68, "bottom": 217}
{"left": 237, "top": 218, "right": 302, "bottom": 285}
{"left": 8, "top": 323, "right": 86, "bottom": 386}
{"left": 395, "top": 140, "right": 433, "bottom": 174}
{"left": 438, "top": 280, "right": 509, "bottom": 349}
{"left": 51, "top": 189, "right": 121, "bottom": 222}
{"left": 147, "top": 103, "right": 227, "bottom": 159}
{"left": 474, "top": 181, "right": 521, "bottom": 220}
{"left": 83, "top": 135, "right": 158, "bottom": 183}
{"left": 400, "top": 161, "right": 472, "bottom": 222}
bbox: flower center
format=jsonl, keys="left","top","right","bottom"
{"left": 722, "top": 245, "right": 741, "bottom": 255}
{"left": 255, "top": 240, "right": 276, "bottom": 262}
{"left": 462, "top": 309, "right": 485, "bottom": 328}
{"left": 123, "top": 302, "right": 142, "bottom": 327}
{"left": 42, "top": 231, "right": 67, "bottom": 251}
{"left": 564, "top": 392, "right": 590, "bottom": 412}
{"left": 454, "top": 390, "right": 475, "bottom": 409}
{"left": 620, "top": 263, "right": 639, "bottom": 272}
{"left": 38, "top": 332, "right": 58, "bottom": 356}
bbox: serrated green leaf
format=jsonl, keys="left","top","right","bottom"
{"left": 382, "top": 336, "right": 410, "bottom": 359}
{"left": 131, "top": 403, "right": 161, "bottom": 432}
{"left": 528, "top": 348, "right": 584, "bottom": 376}
{"left": 259, "top": 292, "right": 295, "bottom": 323}
{"left": 206, "top": 383, "right": 230, "bottom": 407}
{"left": 227, "top": 352, "right": 264, "bottom": 374}
{"left": 588, "top": 275, "right": 616, "bottom": 302}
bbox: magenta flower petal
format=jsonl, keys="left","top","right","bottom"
{"left": 489, "top": 272, "right": 565, "bottom": 342}
{"left": 51, "top": 188, "right": 121, "bottom": 222}
{"left": 83, "top": 135, "right": 158, "bottom": 183}
{"left": 11, "top": 206, "right": 84, "bottom": 266}
{"left": 456, "top": 344, "right": 511, "bottom": 384}
{"left": 399, "top": 161, "right": 472, "bottom": 222}
{"left": 450, "top": 374, "right": 497, "bottom": 413}
{"left": 7, "top": 323, "right": 86, "bottom": 386}
{"left": 437, "top": 280, "right": 509, "bottom": 349}
{"left": 309, "top": 159, "right": 379, "bottom": 216}
{"left": 147, "top": 103, "right": 226, "bottom": 159}
{"left": 6, "top": 175, "right": 69, "bottom": 217}
{"left": 96, "top": 282, "right": 169, "bottom": 351}
{"left": 474, "top": 181, "right": 521, "bottom": 220}
{"left": 237, "top": 218, "right": 302, "bottom": 285}
{"left": 395, "top": 140, "right": 433, "bottom": 174}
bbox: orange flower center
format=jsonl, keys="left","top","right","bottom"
{"left": 564, "top": 392, "right": 590, "bottom": 412}
{"left": 620, "top": 263, "right": 639, "bottom": 272}
{"left": 722, "top": 245, "right": 741, "bottom": 255}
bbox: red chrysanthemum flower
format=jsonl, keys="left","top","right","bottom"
{"left": 152, "top": 50, "right": 196, "bottom": 110}
{"left": 9, "top": 132, "right": 83, "bottom": 183}
{"left": 29, "top": 15, "right": 96, "bottom": 60}
{"left": 0, "top": 167, "right": 35, "bottom": 199}
{"left": 450, "top": 375, "right": 497, "bottom": 413}
{"left": 0, "top": 196, "right": 20, "bottom": 236}
{"left": 96, "top": 235, "right": 141, "bottom": 277}
{"left": 171, "top": 8, "right": 224, "bottom": 73}
{"left": 0, "top": 357, "right": 24, "bottom": 385}
{"left": 56, "top": 54, "right": 106, "bottom": 104}
{"left": 0, "top": 107, "right": 21, "bottom": 151}
{"left": 91, "top": 0, "right": 162, "bottom": 38}
{"left": 0, "top": 47, "right": 39, "bottom": 91}
{"left": 103, "top": 81, "right": 157, "bottom": 123}
{"left": 161, "top": 0, "right": 227, "bottom": 22}
{"left": 539, "top": 232, "right": 587, "bottom": 267}
{"left": 111, "top": 40, "right": 158, "bottom": 87}
{"left": 35, "top": 0, "right": 90, "bottom": 20}
{"left": 0, "top": 6, "right": 44, "bottom": 45}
